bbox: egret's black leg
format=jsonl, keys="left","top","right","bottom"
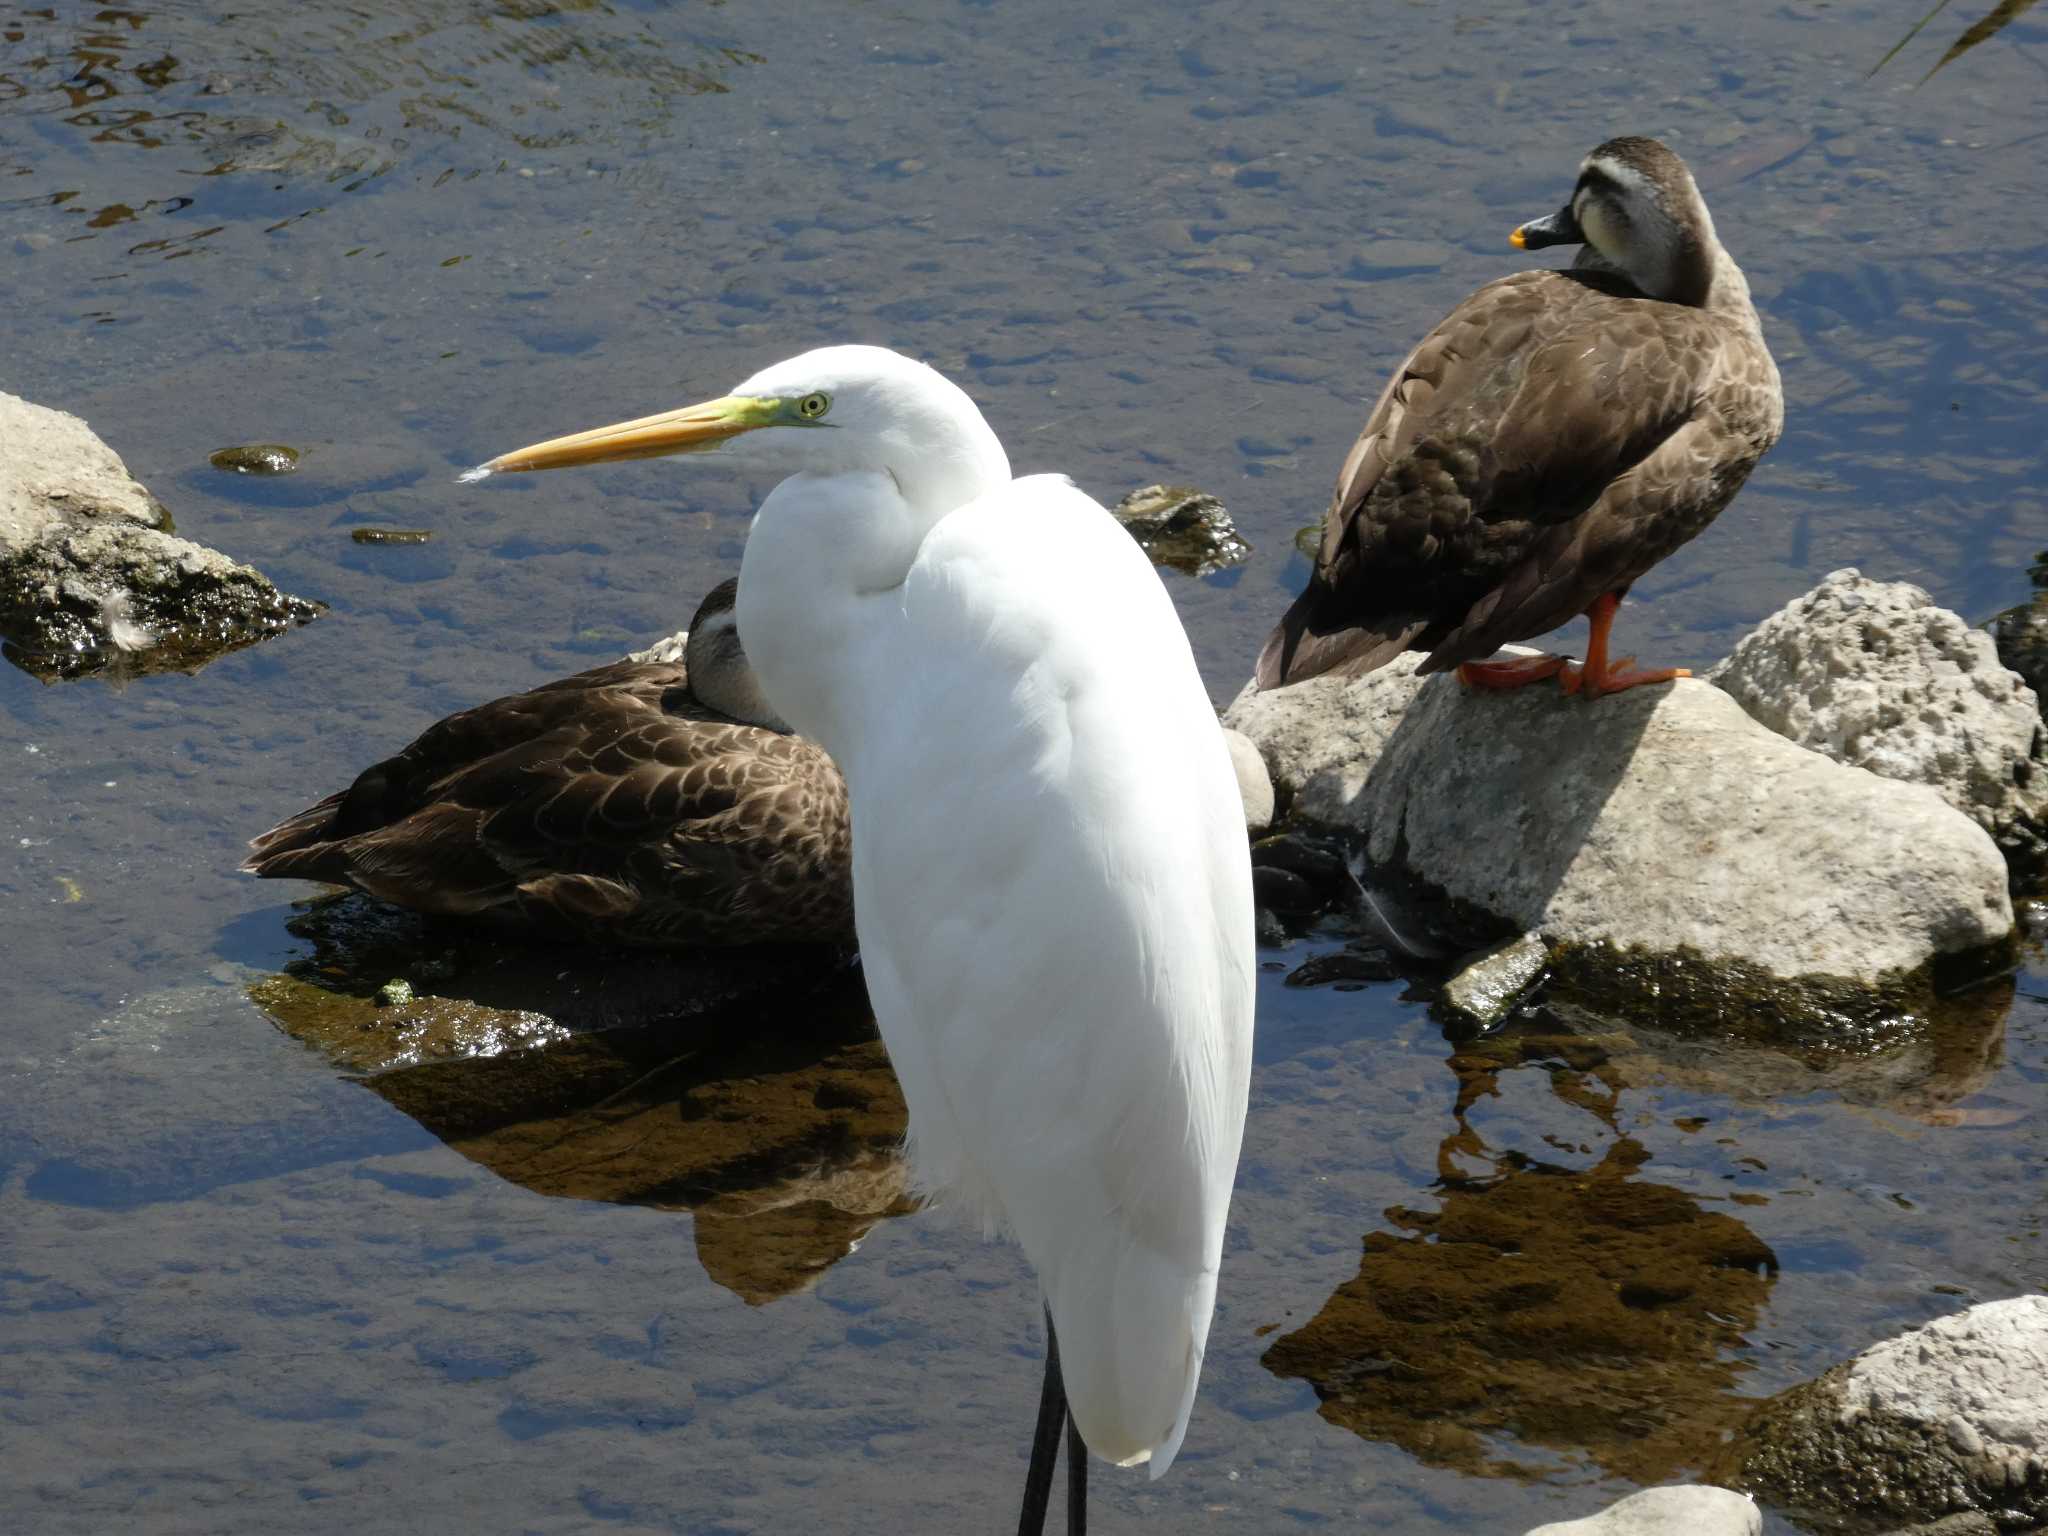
{"left": 1065, "top": 1408, "right": 1087, "bottom": 1536}
{"left": 1016, "top": 1308, "right": 1067, "bottom": 1536}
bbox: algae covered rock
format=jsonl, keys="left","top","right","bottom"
{"left": 1, "top": 391, "right": 318, "bottom": 680}
{"left": 1718, "top": 1295, "right": 2048, "bottom": 1532}
{"left": 1110, "top": 484, "right": 1250, "bottom": 576}
{"left": 1709, "top": 569, "right": 2047, "bottom": 877}
{"left": 1225, "top": 660, "right": 2013, "bottom": 1027}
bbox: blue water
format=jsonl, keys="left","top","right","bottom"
{"left": 2, "top": 1, "right": 2044, "bottom": 1530}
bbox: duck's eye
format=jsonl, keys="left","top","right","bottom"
{"left": 796, "top": 392, "right": 830, "bottom": 420}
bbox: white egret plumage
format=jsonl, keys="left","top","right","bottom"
{"left": 468, "top": 344, "right": 1256, "bottom": 1530}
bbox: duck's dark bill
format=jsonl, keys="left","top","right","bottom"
{"left": 1511, "top": 205, "right": 1583, "bottom": 250}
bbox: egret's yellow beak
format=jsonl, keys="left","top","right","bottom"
{"left": 469, "top": 395, "right": 782, "bottom": 478}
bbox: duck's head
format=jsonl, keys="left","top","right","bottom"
{"left": 681, "top": 577, "right": 790, "bottom": 731}
{"left": 462, "top": 343, "right": 1009, "bottom": 521}
{"left": 1511, "top": 136, "right": 1717, "bottom": 307}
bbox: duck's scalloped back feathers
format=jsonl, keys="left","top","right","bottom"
{"left": 243, "top": 656, "right": 853, "bottom": 948}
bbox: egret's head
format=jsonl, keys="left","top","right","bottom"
{"left": 462, "top": 343, "right": 1009, "bottom": 517}
{"left": 1510, "top": 136, "right": 1716, "bottom": 306}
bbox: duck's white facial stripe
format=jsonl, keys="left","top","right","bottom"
{"left": 1580, "top": 154, "right": 1651, "bottom": 195}
{"left": 1571, "top": 154, "right": 1689, "bottom": 300}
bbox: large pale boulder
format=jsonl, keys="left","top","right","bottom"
{"left": 1524, "top": 1487, "right": 1759, "bottom": 1536}
{"left": 1225, "top": 659, "right": 2012, "bottom": 1011}
{"left": 0, "top": 391, "right": 316, "bottom": 680}
{"left": 1718, "top": 1295, "right": 2048, "bottom": 1532}
{"left": 1708, "top": 569, "right": 2046, "bottom": 875}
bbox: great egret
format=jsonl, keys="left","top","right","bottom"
{"left": 1257, "top": 136, "right": 1783, "bottom": 698}
{"left": 245, "top": 579, "right": 853, "bottom": 948}
{"left": 468, "top": 345, "right": 1256, "bottom": 1530}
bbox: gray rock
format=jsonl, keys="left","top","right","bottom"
{"left": 1221, "top": 726, "right": 1274, "bottom": 835}
{"left": 1, "top": 392, "right": 318, "bottom": 680}
{"left": 1722, "top": 1295, "right": 2048, "bottom": 1532}
{"left": 1708, "top": 569, "right": 2047, "bottom": 876}
{"left": 1110, "top": 484, "right": 1250, "bottom": 577}
{"left": 1225, "top": 658, "right": 2013, "bottom": 1019}
{"left": 1440, "top": 931, "right": 1548, "bottom": 1031}
{"left": 1524, "top": 1486, "right": 1760, "bottom": 1536}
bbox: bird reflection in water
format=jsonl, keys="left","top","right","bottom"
{"left": 1262, "top": 1024, "right": 1779, "bottom": 1484}
{"left": 248, "top": 893, "right": 911, "bottom": 1306}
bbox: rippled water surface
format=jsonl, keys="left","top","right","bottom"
{"left": 3, "top": 1, "right": 2045, "bottom": 1531}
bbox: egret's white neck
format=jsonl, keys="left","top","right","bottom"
{"left": 735, "top": 403, "right": 1010, "bottom": 757}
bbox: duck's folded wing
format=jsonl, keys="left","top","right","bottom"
{"left": 1257, "top": 272, "right": 1715, "bottom": 687}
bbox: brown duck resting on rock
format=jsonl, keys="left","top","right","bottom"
{"left": 244, "top": 579, "right": 854, "bottom": 947}
{"left": 1257, "top": 135, "right": 1784, "bottom": 698}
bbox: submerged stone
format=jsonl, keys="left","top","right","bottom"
{"left": 208, "top": 443, "right": 300, "bottom": 476}
{"left": 349, "top": 527, "right": 432, "bottom": 545}
{"left": 1, "top": 392, "right": 318, "bottom": 681}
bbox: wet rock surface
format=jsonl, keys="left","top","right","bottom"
{"left": 1439, "top": 932, "right": 1549, "bottom": 1032}
{"left": 1524, "top": 1486, "right": 1760, "bottom": 1536}
{"left": 1226, "top": 658, "right": 2013, "bottom": 1024}
{"left": 207, "top": 443, "right": 300, "bottom": 476}
{"left": 1717, "top": 1295, "right": 2048, "bottom": 1533}
{"left": 1109, "top": 483, "right": 1250, "bottom": 576}
{"left": 1992, "top": 552, "right": 2048, "bottom": 722}
{"left": 1709, "top": 570, "right": 2047, "bottom": 879}
{"left": 1, "top": 392, "right": 318, "bottom": 681}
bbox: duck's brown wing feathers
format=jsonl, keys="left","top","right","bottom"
{"left": 1257, "top": 269, "right": 1770, "bottom": 687}
{"left": 244, "top": 661, "right": 852, "bottom": 948}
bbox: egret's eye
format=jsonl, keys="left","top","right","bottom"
{"left": 796, "top": 392, "right": 831, "bottom": 420}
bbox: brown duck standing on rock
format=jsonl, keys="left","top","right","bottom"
{"left": 244, "top": 578, "right": 854, "bottom": 947}
{"left": 1256, "top": 135, "right": 1783, "bottom": 697}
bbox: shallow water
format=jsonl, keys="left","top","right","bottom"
{"left": 3, "top": 0, "right": 2046, "bottom": 1531}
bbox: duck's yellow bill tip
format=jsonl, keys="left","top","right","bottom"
{"left": 1508, "top": 226, "right": 1529, "bottom": 250}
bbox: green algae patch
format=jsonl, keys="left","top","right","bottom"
{"left": 208, "top": 444, "right": 301, "bottom": 476}
{"left": 1543, "top": 936, "right": 2021, "bottom": 1055}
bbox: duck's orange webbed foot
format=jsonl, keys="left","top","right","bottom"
{"left": 1559, "top": 592, "right": 1691, "bottom": 697}
{"left": 1456, "top": 653, "right": 1569, "bottom": 691}
{"left": 1562, "top": 657, "right": 1691, "bottom": 696}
